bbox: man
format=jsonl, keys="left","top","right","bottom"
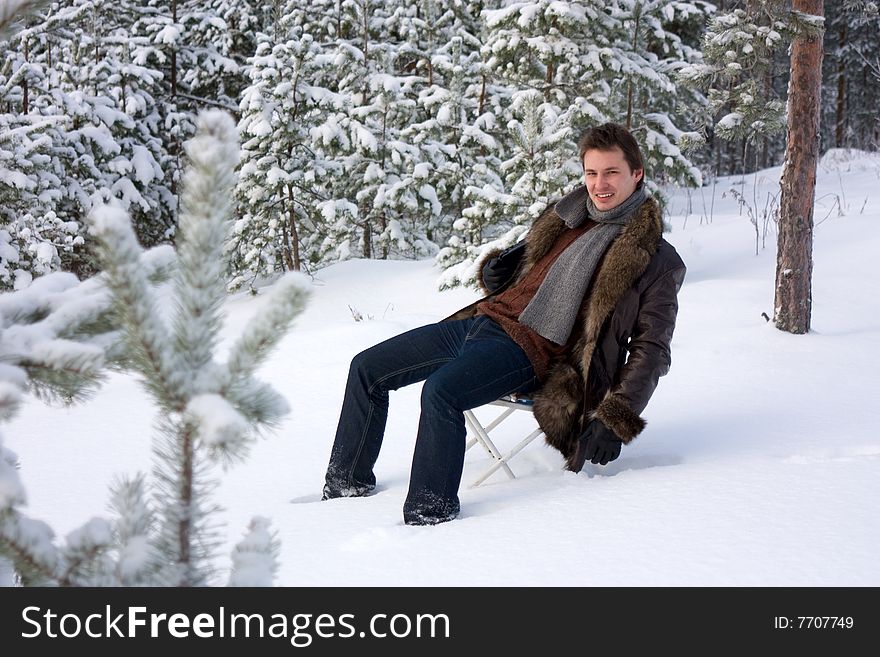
{"left": 323, "top": 122, "right": 686, "bottom": 526}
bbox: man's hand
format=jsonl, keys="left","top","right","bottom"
{"left": 481, "top": 241, "right": 525, "bottom": 293}
{"left": 576, "top": 419, "right": 622, "bottom": 468}
{"left": 482, "top": 260, "right": 515, "bottom": 292}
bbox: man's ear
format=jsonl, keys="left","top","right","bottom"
{"left": 633, "top": 168, "right": 644, "bottom": 183}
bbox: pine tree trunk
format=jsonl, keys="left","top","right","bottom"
{"left": 478, "top": 74, "right": 487, "bottom": 157}
{"left": 286, "top": 185, "right": 301, "bottom": 271}
{"left": 761, "top": 65, "right": 773, "bottom": 167}
{"left": 835, "top": 24, "right": 847, "bottom": 147}
{"left": 178, "top": 424, "right": 194, "bottom": 586}
{"left": 22, "top": 38, "right": 28, "bottom": 114}
{"left": 171, "top": 0, "right": 178, "bottom": 99}
{"left": 775, "top": 0, "right": 824, "bottom": 334}
{"left": 361, "top": 0, "right": 372, "bottom": 260}
{"left": 363, "top": 220, "right": 372, "bottom": 258}
{"left": 625, "top": 6, "right": 641, "bottom": 130}
{"left": 169, "top": 0, "right": 179, "bottom": 199}
{"left": 379, "top": 106, "right": 388, "bottom": 259}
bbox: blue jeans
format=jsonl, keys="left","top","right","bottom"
{"left": 324, "top": 316, "right": 537, "bottom": 525}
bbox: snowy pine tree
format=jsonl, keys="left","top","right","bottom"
{"left": 179, "top": 0, "right": 269, "bottom": 114}
{"left": 609, "top": 0, "right": 708, "bottom": 187}
{"left": 0, "top": 246, "right": 175, "bottom": 585}
{"left": 231, "top": 18, "right": 329, "bottom": 290}
{"left": 0, "top": 0, "right": 176, "bottom": 285}
{"left": 437, "top": 89, "right": 569, "bottom": 289}
{"left": 0, "top": 111, "right": 308, "bottom": 586}
{"left": 421, "top": 8, "right": 511, "bottom": 288}
{"left": 310, "top": 0, "right": 439, "bottom": 261}
{"left": 677, "top": 1, "right": 790, "bottom": 152}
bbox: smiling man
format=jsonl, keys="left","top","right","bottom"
{"left": 322, "top": 122, "right": 686, "bottom": 526}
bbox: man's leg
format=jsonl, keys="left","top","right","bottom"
{"left": 403, "top": 317, "right": 537, "bottom": 525}
{"left": 324, "top": 317, "right": 478, "bottom": 499}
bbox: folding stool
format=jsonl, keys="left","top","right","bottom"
{"left": 463, "top": 396, "right": 545, "bottom": 487}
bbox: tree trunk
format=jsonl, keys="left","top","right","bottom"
{"left": 381, "top": 105, "right": 389, "bottom": 259}
{"left": 775, "top": 0, "right": 824, "bottom": 334}
{"left": 834, "top": 24, "right": 847, "bottom": 147}
{"left": 284, "top": 184, "right": 301, "bottom": 271}
{"left": 761, "top": 64, "right": 773, "bottom": 168}
{"left": 362, "top": 219, "right": 372, "bottom": 258}
{"left": 479, "top": 74, "right": 487, "bottom": 157}
{"left": 177, "top": 423, "right": 194, "bottom": 586}
{"left": 22, "top": 38, "right": 28, "bottom": 114}
{"left": 361, "top": 0, "right": 372, "bottom": 259}
{"left": 171, "top": 0, "right": 178, "bottom": 99}
{"left": 625, "top": 5, "right": 641, "bottom": 130}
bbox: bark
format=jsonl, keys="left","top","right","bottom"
{"left": 775, "top": 0, "right": 824, "bottom": 334}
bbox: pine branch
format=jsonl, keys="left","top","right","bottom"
{"left": 57, "top": 518, "right": 113, "bottom": 587}
{"left": 174, "top": 92, "right": 239, "bottom": 113}
{"left": 107, "top": 473, "right": 159, "bottom": 586}
{"left": 0, "top": 511, "right": 61, "bottom": 586}
{"left": 88, "top": 205, "right": 185, "bottom": 412}
{"left": 223, "top": 273, "right": 311, "bottom": 381}
{"left": 222, "top": 379, "right": 290, "bottom": 429}
{"left": 172, "top": 110, "right": 239, "bottom": 392}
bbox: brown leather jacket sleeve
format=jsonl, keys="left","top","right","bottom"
{"left": 593, "top": 262, "right": 685, "bottom": 443}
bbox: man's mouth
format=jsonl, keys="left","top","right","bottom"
{"left": 596, "top": 193, "right": 614, "bottom": 199}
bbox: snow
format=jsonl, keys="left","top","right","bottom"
{"left": 153, "top": 24, "right": 181, "bottom": 46}
{"left": 12, "top": 269, "right": 32, "bottom": 290}
{"left": 130, "top": 144, "right": 158, "bottom": 185}
{"left": 718, "top": 112, "right": 744, "bottom": 129}
{"left": 6, "top": 151, "right": 880, "bottom": 586}
{"left": 116, "top": 535, "right": 152, "bottom": 580}
{"left": 185, "top": 394, "right": 249, "bottom": 448}
{"left": 34, "top": 242, "right": 55, "bottom": 264}
{"left": 65, "top": 517, "right": 112, "bottom": 552}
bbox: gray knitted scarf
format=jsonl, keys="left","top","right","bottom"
{"left": 518, "top": 185, "right": 648, "bottom": 345}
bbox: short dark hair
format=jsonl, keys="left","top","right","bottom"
{"left": 577, "top": 122, "right": 644, "bottom": 174}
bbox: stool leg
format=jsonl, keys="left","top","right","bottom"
{"left": 470, "top": 428, "right": 544, "bottom": 487}
{"left": 463, "top": 409, "right": 516, "bottom": 483}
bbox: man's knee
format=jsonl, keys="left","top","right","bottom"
{"left": 349, "top": 346, "right": 378, "bottom": 381}
{"left": 421, "top": 373, "right": 459, "bottom": 410}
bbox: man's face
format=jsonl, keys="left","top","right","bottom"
{"left": 582, "top": 146, "right": 644, "bottom": 211}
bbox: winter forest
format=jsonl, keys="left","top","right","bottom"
{"left": 2, "top": 0, "right": 879, "bottom": 587}
{"left": 3, "top": 0, "right": 878, "bottom": 292}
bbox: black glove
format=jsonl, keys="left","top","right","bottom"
{"left": 482, "top": 261, "right": 513, "bottom": 292}
{"left": 571, "top": 419, "right": 622, "bottom": 470}
{"left": 481, "top": 241, "right": 525, "bottom": 293}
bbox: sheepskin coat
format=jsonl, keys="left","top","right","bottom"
{"left": 445, "top": 195, "right": 686, "bottom": 469}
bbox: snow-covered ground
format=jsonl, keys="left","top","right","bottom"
{"left": 8, "top": 150, "right": 880, "bottom": 586}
